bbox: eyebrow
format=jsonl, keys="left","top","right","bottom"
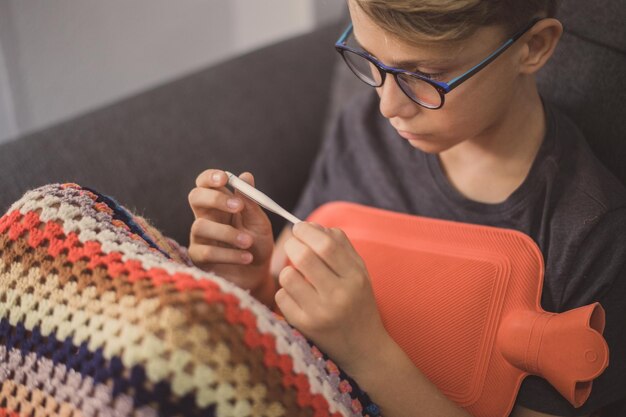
{"left": 389, "top": 58, "right": 452, "bottom": 69}
{"left": 353, "top": 32, "right": 453, "bottom": 69}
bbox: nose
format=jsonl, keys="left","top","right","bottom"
{"left": 377, "top": 75, "right": 420, "bottom": 120}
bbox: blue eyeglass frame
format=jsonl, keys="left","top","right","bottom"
{"left": 334, "top": 17, "right": 543, "bottom": 109}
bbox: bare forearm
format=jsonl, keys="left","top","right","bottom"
{"left": 348, "top": 334, "right": 472, "bottom": 417}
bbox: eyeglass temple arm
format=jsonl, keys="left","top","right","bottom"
{"left": 443, "top": 38, "right": 516, "bottom": 91}
{"left": 439, "top": 17, "right": 544, "bottom": 92}
{"left": 336, "top": 23, "right": 353, "bottom": 46}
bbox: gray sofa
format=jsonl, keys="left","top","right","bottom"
{"left": 1, "top": 0, "right": 624, "bottom": 250}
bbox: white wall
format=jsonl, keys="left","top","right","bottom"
{"left": 231, "top": 1, "right": 313, "bottom": 52}
{"left": 0, "top": 2, "right": 18, "bottom": 141}
{"left": 0, "top": 0, "right": 343, "bottom": 143}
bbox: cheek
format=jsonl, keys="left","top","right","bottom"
{"left": 425, "top": 92, "right": 486, "bottom": 136}
{"left": 439, "top": 68, "right": 517, "bottom": 133}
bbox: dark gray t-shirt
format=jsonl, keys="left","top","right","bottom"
{"left": 294, "top": 90, "right": 626, "bottom": 416}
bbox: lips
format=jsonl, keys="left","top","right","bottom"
{"left": 397, "top": 129, "right": 428, "bottom": 141}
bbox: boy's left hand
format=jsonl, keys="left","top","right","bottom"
{"left": 275, "top": 221, "right": 388, "bottom": 375}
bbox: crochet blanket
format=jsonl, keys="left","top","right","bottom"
{"left": 0, "top": 184, "right": 380, "bottom": 417}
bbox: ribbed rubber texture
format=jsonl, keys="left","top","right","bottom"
{"left": 307, "top": 202, "right": 607, "bottom": 417}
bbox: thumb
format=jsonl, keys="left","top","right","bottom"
{"left": 234, "top": 172, "right": 270, "bottom": 228}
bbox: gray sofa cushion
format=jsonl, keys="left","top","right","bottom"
{"left": 555, "top": 0, "right": 626, "bottom": 53}
{"left": 536, "top": 0, "right": 626, "bottom": 186}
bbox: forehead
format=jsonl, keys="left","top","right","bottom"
{"left": 347, "top": 0, "right": 503, "bottom": 67}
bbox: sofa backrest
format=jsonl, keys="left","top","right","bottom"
{"left": 536, "top": 0, "right": 626, "bottom": 186}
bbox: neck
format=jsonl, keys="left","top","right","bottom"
{"left": 438, "top": 78, "right": 546, "bottom": 204}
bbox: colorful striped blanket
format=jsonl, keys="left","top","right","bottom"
{"left": 0, "top": 184, "right": 380, "bottom": 417}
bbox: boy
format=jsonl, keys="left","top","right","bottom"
{"left": 187, "top": 0, "right": 626, "bottom": 415}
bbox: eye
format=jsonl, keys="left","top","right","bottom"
{"left": 414, "top": 69, "right": 445, "bottom": 81}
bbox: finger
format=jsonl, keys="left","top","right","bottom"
{"left": 188, "top": 186, "right": 244, "bottom": 219}
{"left": 238, "top": 171, "right": 255, "bottom": 187}
{"left": 190, "top": 218, "right": 253, "bottom": 249}
{"left": 291, "top": 222, "right": 359, "bottom": 277}
{"left": 278, "top": 265, "right": 318, "bottom": 303}
{"left": 283, "top": 235, "right": 336, "bottom": 293}
{"left": 274, "top": 287, "right": 307, "bottom": 328}
{"left": 195, "top": 169, "right": 230, "bottom": 189}
{"left": 326, "top": 226, "right": 366, "bottom": 268}
{"left": 271, "top": 226, "right": 293, "bottom": 277}
{"left": 231, "top": 172, "right": 271, "bottom": 229}
{"left": 308, "top": 223, "right": 365, "bottom": 267}
{"left": 188, "top": 243, "right": 253, "bottom": 267}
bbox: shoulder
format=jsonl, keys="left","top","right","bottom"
{"left": 538, "top": 102, "right": 626, "bottom": 248}
{"left": 534, "top": 103, "right": 626, "bottom": 308}
{"left": 547, "top": 103, "right": 626, "bottom": 213}
{"left": 545, "top": 100, "right": 626, "bottom": 235}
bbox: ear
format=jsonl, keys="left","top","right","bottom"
{"left": 518, "top": 18, "right": 563, "bottom": 75}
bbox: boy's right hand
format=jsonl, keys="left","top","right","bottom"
{"left": 188, "top": 169, "right": 275, "bottom": 303}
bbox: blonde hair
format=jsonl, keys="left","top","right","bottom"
{"left": 353, "top": 0, "right": 560, "bottom": 42}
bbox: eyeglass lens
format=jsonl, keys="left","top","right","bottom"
{"left": 341, "top": 49, "right": 443, "bottom": 109}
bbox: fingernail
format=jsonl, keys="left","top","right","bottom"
{"left": 236, "top": 233, "right": 250, "bottom": 247}
{"left": 227, "top": 198, "right": 241, "bottom": 209}
{"left": 293, "top": 222, "right": 310, "bottom": 233}
{"left": 212, "top": 172, "right": 222, "bottom": 183}
{"left": 241, "top": 252, "right": 253, "bottom": 263}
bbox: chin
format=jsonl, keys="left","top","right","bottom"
{"left": 396, "top": 129, "right": 448, "bottom": 153}
{"left": 405, "top": 138, "right": 451, "bottom": 154}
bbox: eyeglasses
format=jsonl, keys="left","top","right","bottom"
{"left": 334, "top": 18, "right": 542, "bottom": 110}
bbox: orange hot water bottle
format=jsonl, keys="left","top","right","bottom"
{"left": 306, "top": 202, "right": 609, "bottom": 417}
